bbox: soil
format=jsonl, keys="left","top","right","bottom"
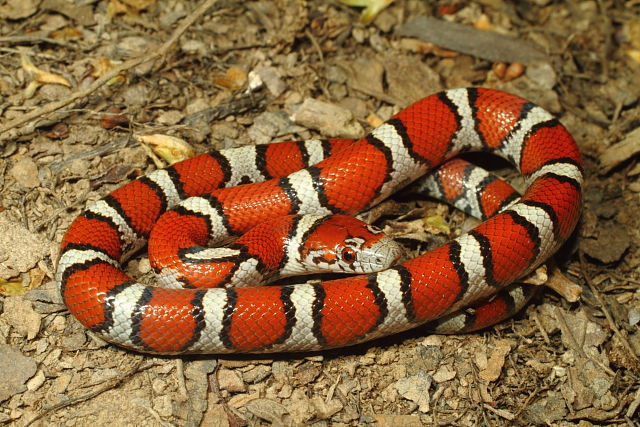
{"left": 1, "top": 1, "right": 639, "bottom": 426}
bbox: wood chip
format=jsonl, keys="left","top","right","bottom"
{"left": 600, "top": 127, "right": 640, "bottom": 173}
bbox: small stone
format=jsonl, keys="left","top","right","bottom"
{"left": 121, "top": 83, "right": 150, "bottom": 107}
{"left": 38, "top": 84, "right": 71, "bottom": 101}
{"left": 525, "top": 62, "right": 557, "bottom": 90}
{"left": 247, "top": 111, "right": 302, "bottom": 144}
{"left": 287, "top": 393, "right": 315, "bottom": 424}
{"left": 290, "top": 98, "right": 364, "bottom": 138}
{"left": 26, "top": 370, "right": 45, "bottom": 391}
{"left": 216, "top": 368, "right": 245, "bottom": 392}
{"left": 242, "top": 365, "right": 271, "bottom": 384}
{"left": 10, "top": 157, "right": 40, "bottom": 188}
{"left": 374, "top": 414, "right": 423, "bottom": 427}
{"left": 51, "top": 374, "right": 71, "bottom": 395}
{"left": 311, "top": 397, "right": 343, "bottom": 419}
{"left": 256, "top": 67, "right": 287, "bottom": 97}
{"left": 524, "top": 395, "right": 568, "bottom": 424}
{"left": 325, "top": 65, "right": 349, "bottom": 84}
{"left": 629, "top": 306, "right": 640, "bottom": 326}
{"left": 394, "top": 372, "right": 432, "bottom": 412}
{"left": 156, "top": 110, "right": 184, "bottom": 125}
{"left": 432, "top": 365, "right": 456, "bottom": 383}
{"left": 580, "top": 222, "right": 630, "bottom": 263}
{"left": 185, "top": 98, "right": 210, "bottom": 115}
{"left": 244, "top": 398, "right": 289, "bottom": 424}
{"left": 0, "top": 213, "right": 49, "bottom": 279}
{"left": 201, "top": 403, "right": 229, "bottom": 427}
{"left": 383, "top": 53, "right": 442, "bottom": 104}
{"left": 374, "top": 8, "right": 398, "bottom": 33}
{"left": 293, "top": 361, "right": 321, "bottom": 386}
{"left": 0, "top": 344, "right": 37, "bottom": 402}
{"left": 137, "top": 258, "right": 152, "bottom": 275}
{"left": 61, "top": 330, "right": 86, "bottom": 349}
{"left": 629, "top": 182, "right": 640, "bottom": 192}
{"left": 1, "top": 297, "right": 41, "bottom": 340}
{"left": 181, "top": 39, "right": 207, "bottom": 56}
{"left": 416, "top": 344, "right": 443, "bottom": 372}
{"left": 153, "top": 395, "right": 173, "bottom": 418}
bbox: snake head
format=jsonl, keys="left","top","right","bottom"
{"left": 301, "top": 215, "right": 404, "bottom": 274}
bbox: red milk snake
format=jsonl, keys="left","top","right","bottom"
{"left": 56, "top": 88, "right": 583, "bottom": 354}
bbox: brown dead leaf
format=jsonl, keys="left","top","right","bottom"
{"left": 88, "top": 57, "right": 126, "bottom": 86}
{"left": 100, "top": 106, "right": 129, "bottom": 129}
{"left": 44, "top": 123, "right": 70, "bottom": 140}
{"left": 119, "top": 0, "right": 156, "bottom": 10}
{"left": 49, "top": 27, "right": 83, "bottom": 40}
{"left": 214, "top": 66, "right": 248, "bottom": 91}
{"left": 106, "top": 0, "right": 156, "bottom": 23}
{"left": 136, "top": 134, "right": 195, "bottom": 165}
{"left": 21, "top": 53, "right": 71, "bottom": 98}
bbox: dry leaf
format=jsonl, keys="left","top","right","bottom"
{"left": 21, "top": 53, "right": 71, "bottom": 97}
{"left": 49, "top": 27, "right": 83, "bottom": 40}
{"left": 0, "top": 268, "right": 45, "bottom": 296}
{"left": 44, "top": 123, "right": 70, "bottom": 140}
{"left": 100, "top": 106, "right": 129, "bottom": 129}
{"left": 423, "top": 215, "right": 450, "bottom": 235}
{"left": 119, "top": 0, "right": 156, "bottom": 11}
{"left": 214, "top": 66, "right": 248, "bottom": 91}
{"left": 136, "top": 134, "right": 195, "bottom": 164}
{"left": 89, "top": 57, "right": 126, "bottom": 85}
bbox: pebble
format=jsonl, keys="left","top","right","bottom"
{"left": 10, "top": 157, "right": 40, "bottom": 188}
{"left": 153, "top": 395, "right": 173, "bottom": 418}
{"left": 25, "top": 370, "right": 45, "bottom": 391}
{"left": 256, "top": 67, "right": 287, "bottom": 97}
{"left": 580, "top": 222, "right": 630, "bottom": 263}
{"left": 216, "top": 368, "right": 245, "bottom": 392}
{"left": 290, "top": 98, "right": 364, "bottom": 138}
{"left": 38, "top": 84, "right": 71, "bottom": 101}
{"left": 311, "top": 396, "right": 343, "bottom": 419}
{"left": 394, "top": 372, "right": 432, "bottom": 412}
{"left": 244, "top": 398, "right": 289, "bottom": 424}
{"left": 324, "top": 65, "right": 348, "bottom": 84}
{"left": 155, "top": 109, "right": 184, "bottom": 125}
{"left": 247, "top": 111, "right": 301, "bottom": 144}
{"left": 1, "top": 297, "right": 41, "bottom": 340}
{"left": 525, "top": 62, "right": 557, "bottom": 90}
{"left": 180, "top": 39, "right": 207, "bottom": 56}
{"left": 242, "top": 365, "right": 271, "bottom": 384}
{"left": 0, "top": 344, "right": 37, "bottom": 401}
{"left": 121, "top": 83, "right": 150, "bottom": 107}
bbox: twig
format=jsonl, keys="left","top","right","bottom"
{"left": 0, "top": 0, "right": 218, "bottom": 141}
{"left": 349, "top": 81, "right": 406, "bottom": 107}
{"left": 0, "top": 35, "right": 79, "bottom": 48}
{"left": 305, "top": 29, "right": 325, "bottom": 63}
{"left": 24, "top": 360, "right": 155, "bottom": 426}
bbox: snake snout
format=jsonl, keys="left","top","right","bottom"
{"left": 358, "top": 236, "right": 404, "bottom": 273}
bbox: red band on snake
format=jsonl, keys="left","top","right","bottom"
{"left": 56, "top": 88, "right": 583, "bottom": 354}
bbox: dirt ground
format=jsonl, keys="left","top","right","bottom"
{"left": 1, "top": 0, "right": 639, "bottom": 426}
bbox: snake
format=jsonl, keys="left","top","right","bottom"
{"left": 56, "top": 88, "right": 583, "bottom": 354}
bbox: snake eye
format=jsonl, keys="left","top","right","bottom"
{"left": 341, "top": 247, "right": 356, "bottom": 263}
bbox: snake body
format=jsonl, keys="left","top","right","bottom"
{"left": 56, "top": 88, "right": 583, "bottom": 354}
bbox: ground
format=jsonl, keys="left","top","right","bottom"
{"left": 0, "top": 0, "right": 639, "bottom": 426}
